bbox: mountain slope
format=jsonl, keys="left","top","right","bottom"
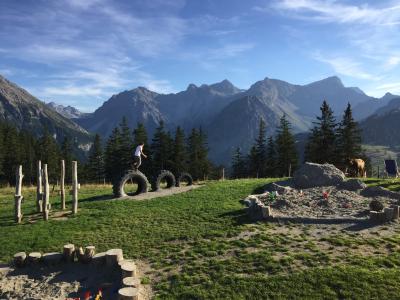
{"left": 0, "top": 75, "right": 91, "bottom": 149}
{"left": 353, "top": 92, "right": 399, "bottom": 120}
{"left": 360, "top": 98, "right": 400, "bottom": 147}
{"left": 46, "top": 102, "right": 88, "bottom": 119}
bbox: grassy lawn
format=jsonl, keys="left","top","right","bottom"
{"left": 1, "top": 178, "right": 400, "bottom": 299}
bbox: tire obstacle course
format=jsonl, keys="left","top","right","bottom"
{"left": 112, "top": 169, "right": 193, "bottom": 198}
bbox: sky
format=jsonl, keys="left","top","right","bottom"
{"left": 0, "top": 0, "right": 399, "bottom": 112}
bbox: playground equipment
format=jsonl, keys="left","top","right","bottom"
{"left": 176, "top": 172, "right": 193, "bottom": 187}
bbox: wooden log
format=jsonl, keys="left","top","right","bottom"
{"left": 392, "top": 205, "right": 400, "bottom": 220}
{"left": 384, "top": 208, "right": 394, "bottom": 222}
{"left": 60, "top": 160, "right": 66, "bottom": 210}
{"left": 118, "top": 287, "right": 139, "bottom": 300}
{"left": 14, "top": 165, "right": 24, "bottom": 224}
{"left": 118, "top": 259, "right": 134, "bottom": 268}
{"left": 72, "top": 161, "right": 78, "bottom": 214}
{"left": 370, "top": 211, "right": 379, "bottom": 223}
{"left": 122, "top": 277, "right": 141, "bottom": 288}
{"left": 63, "top": 244, "right": 75, "bottom": 262}
{"left": 106, "top": 249, "right": 123, "bottom": 267}
{"left": 42, "top": 252, "right": 63, "bottom": 265}
{"left": 42, "top": 164, "right": 50, "bottom": 221}
{"left": 36, "top": 160, "right": 43, "bottom": 212}
{"left": 76, "top": 246, "right": 84, "bottom": 262}
{"left": 92, "top": 252, "right": 106, "bottom": 265}
{"left": 83, "top": 246, "right": 95, "bottom": 263}
{"left": 121, "top": 261, "right": 137, "bottom": 279}
{"left": 28, "top": 252, "right": 42, "bottom": 264}
{"left": 261, "top": 206, "right": 273, "bottom": 219}
{"left": 13, "top": 252, "right": 27, "bottom": 268}
{"left": 378, "top": 211, "right": 386, "bottom": 223}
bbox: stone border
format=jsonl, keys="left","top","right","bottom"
{"left": 11, "top": 245, "right": 143, "bottom": 300}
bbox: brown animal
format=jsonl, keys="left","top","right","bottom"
{"left": 346, "top": 158, "right": 366, "bottom": 178}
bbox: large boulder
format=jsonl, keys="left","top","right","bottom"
{"left": 337, "top": 179, "right": 367, "bottom": 191}
{"left": 293, "top": 162, "right": 345, "bottom": 189}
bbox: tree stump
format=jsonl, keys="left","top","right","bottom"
{"left": 106, "top": 249, "right": 123, "bottom": 267}
{"left": 83, "top": 246, "right": 95, "bottom": 263}
{"left": 118, "top": 287, "right": 139, "bottom": 300}
{"left": 61, "top": 160, "right": 66, "bottom": 210}
{"left": 92, "top": 252, "right": 106, "bottom": 265}
{"left": 28, "top": 252, "right": 42, "bottom": 264}
{"left": 370, "top": 211, "right": 379, "bottom": 223}
{"left": 122, "top": 277, "right": 141, "bottom": 288}
{"left": 43, "top": 252, "right": 63, "bottom": 266}
{"left": 384, "top": 207, "right": 394, "bottom": 222}
{"left": 118, "top": 259, "right": 134, "bottom": 268}
{"left": 392, "top": 205, "right": 400, "bottom": 220}
{"left": 63, "top": 244, "right": 75, "bottom": 262}
{"left": 261, "top": 206, "right": 273, "bottom": 219}
{"left": 13, "top": 252, "right": 26, "bottom": 268}
{"left": 37, "top": 160, "right": 43, "bottom": 213}
{"left": 72, "top": 161, "right": 78, "bottom": 214}
{"left": 120, "top": 261, "right": 137, "bottom": 279}
{"left": 42, "top": 164, "right": 50, "bottom": 221}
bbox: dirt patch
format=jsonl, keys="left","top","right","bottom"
{"left": 0, "top": 260, "right": 153, "bottom": 300}
{"left": 121, "top": 184, "right": 202, "bottom": 201}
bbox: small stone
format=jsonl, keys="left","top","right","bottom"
{"left": 123, "top": 276, "right": 141, "bottom": 288}
{"left": 13, "top": 252, "right": 27, "bottom": 268}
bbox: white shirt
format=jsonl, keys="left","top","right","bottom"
{"left": 134, "top": 145, "right": 143, "bottom": 157}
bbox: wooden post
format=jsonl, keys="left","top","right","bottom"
{"left": 36, "top": 160, "right": 43, "bottom": 212}
{"left": 72, "top": 161, "right": 78, "bottom": 214}
{"left": 60, "top": 160, "right": 66, "bottom": 210}
{"left": 13, "top": 252, "right": 27, "bottom": 268}
{"left": 63, "top": 244, "right": 75, "bottom": 262}
{"left": 14, "top": 165, "right": 24, "bottom": 224}
{"left": 118, "top": 287, "right": 139, "bottom": 300}
{"left": 288, "top": 163, "right": 292, "bottom": 177}
{"left": 222, "top": 168, "right": 225, "bottom": 181}
{"left": 42, "top": 164, "right": 50, "bottom": 221}
{"left": 378, "top": 166, "right": 380, "bottom": 178}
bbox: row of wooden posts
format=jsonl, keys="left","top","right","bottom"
{"left": 14, "top": 160, "right": 79, "bottom": 224}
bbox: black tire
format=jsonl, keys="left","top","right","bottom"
{"left": 113, "top": 170, "right": 149, "bottom": 198}
{"left": 176, "top": 172, "right": 193, "bottom": 187}
{"left": 152, "top": 170, "right": 176, "bottom": 191}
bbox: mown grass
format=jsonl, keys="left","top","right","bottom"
{"left": 1, "top": 178, "right": 400, "bottom": 299}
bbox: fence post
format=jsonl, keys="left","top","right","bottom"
{"left": 72, "top": 161, "right": 78, "bottom": 214}
{"left": 14, "top": 165, "right": 24, "bottom": 224}
{"left": 36, "top": 160, "right": 42, "bottom": 212}
{"left": 42, "top": 164, "right": 50, "bottom": 221}
{"left": 222, "top": 168, "right": 225, "bottom": 181}
{"left": 61, "top": 160, "right": 66, "bottom": 210}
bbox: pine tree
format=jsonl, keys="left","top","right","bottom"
{"left": 151, "top": 121, "right": 173, "bottom": 173}
{"left": 133, "top": 123, "right": 151, "bottom": 175}
{"left": 247, "top": 145, "right": 259, "bottom": 178}
{"left": 275, "top": 115, "right": 298, "bottom": 177}
{"left": 305, "top": 100, "right": 337, "bottom": 164}
{"left": 86, "top": 134, "right": 105, "bottom": 183}
{"left": 172, "top": 126, "right": 188, "bottom": 175}
{"left": 61, "top": 136, "right": 74, "bottom": 183}
{"left": 266, "top": 136, "right": 277, "bottom": 177}
{"left": 118, "top": 117, "right": 134, "bottom": 174}
{"left": 2, "top": 123, "right": 21, "bottom": 185}
{"left": 231, "top": 147, "right": 246, "bottom": 178}
{"left": 255, "top": 119, "right": 267, "bottom": 177}
{"left": 104, "top": 127, "right": 122, "bottom": 182}
{"left": 187, "top": 128, "right": 210, "bottom": 180}
{"left": 36, "top": 128, "right": 60, "bottom": 183}
{"left": 336, "top": 103, "right": 363, "bottom": 164}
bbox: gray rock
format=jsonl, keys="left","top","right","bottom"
{"left": 338, "top": 179, "right": 367, "bottom": 191}
{"left": 360, "top": 186, "right": 400, "bottom": 200}
{"left": 265, "top": 182, "right": 293, "bottom": 195}
{"left": 293, "top": 162, "right": 345, "bottom": 189}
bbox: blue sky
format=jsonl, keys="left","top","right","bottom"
{"left": 0, "top": 0, "right": 399, "bottom": 112}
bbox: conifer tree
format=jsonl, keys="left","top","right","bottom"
{"left": 305, "top": 100, "right": 337, "bottom": 164}
{"left": 118, "top": 117, "right": 134, "bottom": 174}
{"left": 336, "top": 103, "right": 362, "bottom": 163}
{"left": 86, "top": 134, "right": 105, "bottom": 183}
{"left": 61, "top": 136, "right": 74, "bottom": 182}
{"left": 247, "top": 145, "right": 259, "bottom": 178}
{"left": 231, "top": 147, "right": 246, "bottom": 178}
{"left": 151, "top": 121, "right": 173, "bottom": 173}
{"left": 187, "top": 128, "right": 210, "bottom": 180}
{"left": 172, "top": 126, "right": 188, "bottom": 175}
{"left": 2, "top": 123, "right": 21, "bottom": 184}
{"left": 255, "top": 119, "right": 267, "bottom": 177}
{"left": 266, "top": 136, "right": 277, "bottom": 177}
{"left": 104, "top": 127, "right": 122, "bottom": 182}
{"left": 36, "top": 128, "right": 60, "bottom": 182}
{"left": 275, "top": 115, "right": 298, "bottom": 177}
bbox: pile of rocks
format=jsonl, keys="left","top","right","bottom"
{"left": 9, "top": 245, "right": 142, "bottom": 300}
{"left": 244, "top": 162, "right": 400, "bottom": 224}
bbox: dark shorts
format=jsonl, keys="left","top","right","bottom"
{"left": 133, "top": 156, "right": 141, "bottom": 169}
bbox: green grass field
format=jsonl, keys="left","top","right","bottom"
{"left": 1, "top": 178, "right": 400, "bottom": 299}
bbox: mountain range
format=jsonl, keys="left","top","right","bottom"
{"left": 0, "top": 75, "right": 92, "bottom": 153}
{"left": 0, "top": 73, "right": 398, "bottom": 165}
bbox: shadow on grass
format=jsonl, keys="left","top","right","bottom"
{"left": 218, "top": 209, "right": 254, "bottom": 226}
{"left": 78, "top": 194, "right": 115, "bottom": 204}
{"left": 270, "top": 216, "right": 378, "bottom": 231}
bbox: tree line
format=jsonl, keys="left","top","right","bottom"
{"left": 231, "top": 101, "right": 364, "bottom": 178}
{"left": 0, "top": 117, "right": 212, "bottom": 186}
